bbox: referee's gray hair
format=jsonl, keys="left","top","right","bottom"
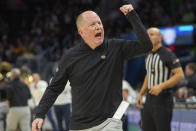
{"left": 10, "top": 68, "right": 21, "bottom": 79}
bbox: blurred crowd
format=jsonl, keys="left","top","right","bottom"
{"left": 0, "top": 0, "right": 196, "bottom": 75}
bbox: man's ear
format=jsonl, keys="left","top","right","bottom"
{"left": 78, "top": 29, "right": 82, "bottom": 36}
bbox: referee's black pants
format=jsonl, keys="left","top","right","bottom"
{"left": 142, "top": 103, "right": 173, "bottom": 131}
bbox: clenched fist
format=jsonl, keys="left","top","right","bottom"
{"left": 120, "top": 4, "right": 134, "bottom": 15}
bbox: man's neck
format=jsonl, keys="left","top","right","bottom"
{"left": 88, "top": 44, "right": 97, "bottom": 50}
{"left": 152, "top": 43, "right": 162, "bottom": 52}
{"left": 86, "top": 42, "right": 102, "bottom": 50}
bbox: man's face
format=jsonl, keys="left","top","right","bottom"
{"left": 147, "top": 28, "right": 162, "bottom": 47}
{"left": 185, "top": 65, "right": 194, "bottom": 76}
{"left": 32, "top": 74, "right": 39, "bottom": 83}
{"left": 78, "top": 11, "right": 104, "bottom": 48}
{"left": 122, "top": 90, "right": 129, "bottom": 101}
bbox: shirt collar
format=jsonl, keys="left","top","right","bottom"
{"left": 151, "top": 46, "right": 163, "bottom": 54}
{"left": 80, "top": 39, "right": 105, "bottom": 51}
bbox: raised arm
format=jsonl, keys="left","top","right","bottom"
{"left": 119, "top": 4, "right": 152, "bottom": 59}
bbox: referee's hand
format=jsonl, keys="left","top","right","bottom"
{"left": 32, "top": 118, "right": 43, "bottom": 131}
{"left": 136, "top": 95, "right": 143, "bottom": 108}
{"left": 149, "top": 85, "right": 163, "bottom": 96}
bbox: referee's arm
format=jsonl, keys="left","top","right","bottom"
{"left": 160, "top": 67, "right": 184, "bottom": 90}
{"left": 137, "top": 75, "right": 148, "bottom": 108}
{"left": 149, "top": 67, "right": 184, "bottom": 96}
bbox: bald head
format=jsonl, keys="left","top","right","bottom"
{"left": 147, "top": 27, "right": 162, "bottom": 50}
{"left": 76, "top": 11, "right": 99, "bottom": 30}
{"left": 147, "top": 27, "right": 162, "bottom": 36}
{"left": 10, "top": 68, "right": 21, "bottom": 79}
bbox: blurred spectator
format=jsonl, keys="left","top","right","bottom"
{"left": 5, "top": 68, "right": 31, "bottom": 131}
{"left": 122, "top": 80, "right": 138, "bottom": 103}
{"left": 54, "top": 81, "right": 71, "bottom": 131}
{"left": 184, "top": 62, "right": 196, "bottom": 90}
{"left": 30, "top": 73, "right": 46, "bottom": 106}
{"left": 122, "top": 80, "right": 137, "bottom": 131}
{"left": 177, "top": 62, "right": 196, "bottom": 99}
{"left": 0, "top": 101, "right": 8, "bottom": 131}
{"left": 30, "top": 73, "right": 58, "bottom": 131}
{"left": 20, "top": 65, "right": 32, "bottom": 87}
{"left": 0, "top": 79, "right": 8, "bottom": 131}
{"left": 182, "top": 7, "right": 195, "bottom": 24}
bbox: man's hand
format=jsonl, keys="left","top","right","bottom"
{"left": 120, "top": 4, "right": 134, "bottom": 15}
{"left": 136, "top": 95, "right": 143, "bottom": 108}
{"left": 32, "top": 118, "right": 44, "bottom": 131}
{"left": 149, "top": 85, "right": 163, "bottom": 96}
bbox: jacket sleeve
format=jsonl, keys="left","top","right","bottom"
{"left": 35, "top": 53, "right": 70, "bottom": 119}
{"left": 120, "top": 10, "right": 152, "bottom": 59}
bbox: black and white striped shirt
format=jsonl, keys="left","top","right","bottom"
{"left": 145, "top": 46, "right": 181, "bottom": 89}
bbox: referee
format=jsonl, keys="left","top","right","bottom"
{"left": 137, "top": 27, "right": 184, "bottom": 131}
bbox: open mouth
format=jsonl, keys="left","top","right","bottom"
{"left": 95, "top": 33, "right": 102, "bottom": 38}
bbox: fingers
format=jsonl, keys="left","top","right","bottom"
{"left": 149, "top": 89, "right": 153, "bottom": 94}
{"left": 149, "top": 89, "right": 155, "bottom": 95}
{"left": 136, "top": 99, "right": 143, "bottom": 108}
{"left": 137, "top": 102, "right": 143, "bottom": 108}
{"left": 139, "top": 104, "right": 143, "bottom": 108}
{"left": 120, "top": 7, "right": 128, "bottom": 15}
{"left": 32, "top": 119, "right": 43, "bottom": 131}
{"left": 38, "top": 120, "right": 43, "bottom": 129}
{"left": 149, "top": 89, "right": 159, "bottom": 96}
{"left": 149, "top": 87, "right": 156, "bottom": 94}
{"left": 120, "top": 4, "right": 134, "bottom": 15}
{"left": 32, "top": 121, "right": 39, "bottom": 131}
